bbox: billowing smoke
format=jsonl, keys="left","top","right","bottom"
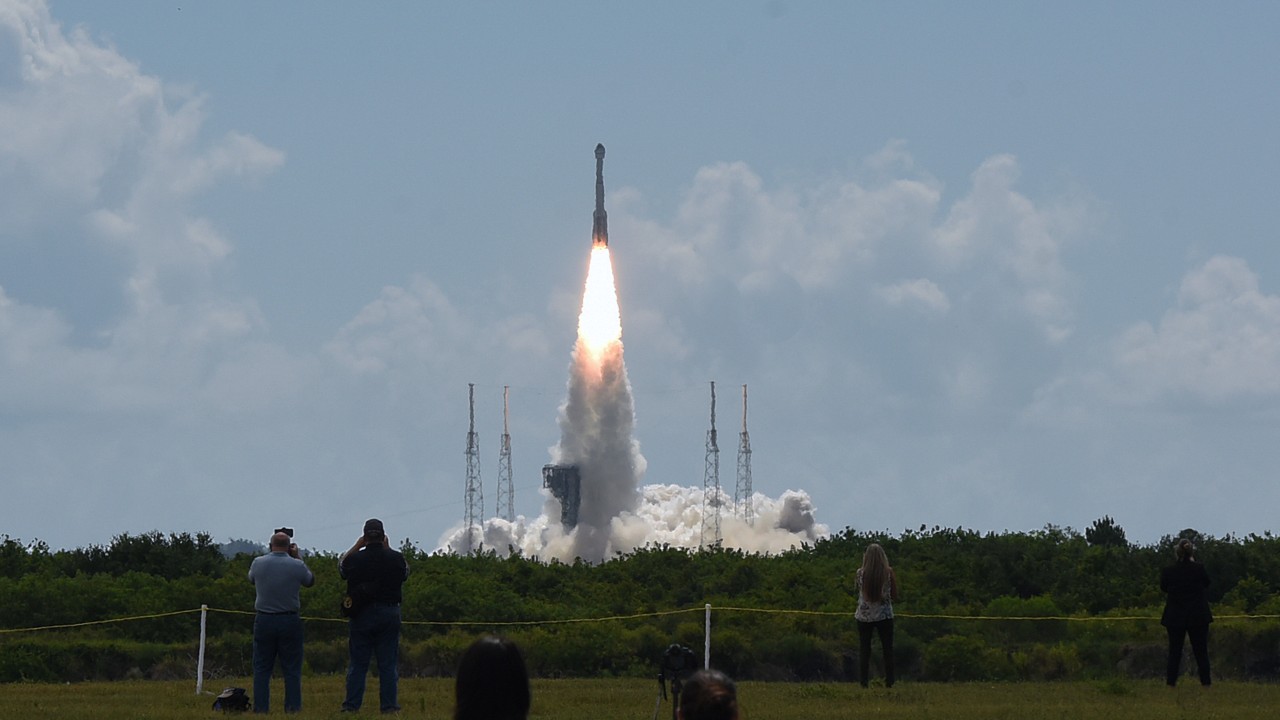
{"left": 437, "top": 243, "right": 828, "bottom": 561}
{"left": 547, "top": 318, "right": 646, "bottom": 560}
{"left": 441, "top": 485, "right": 828, "bottom": 560}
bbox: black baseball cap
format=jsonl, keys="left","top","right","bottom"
{"left": 363, "top": 518, "right": 385, "bottom": 540}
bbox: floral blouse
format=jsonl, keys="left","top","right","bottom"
{"left": 854, "top": 567, "right": 895, "bottom": 622}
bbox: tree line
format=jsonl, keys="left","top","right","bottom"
{"left": 2, "top": 519, "right": 1278, "bottom": 683}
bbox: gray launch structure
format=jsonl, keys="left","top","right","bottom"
{"left": 542, "top": 464, "right": 581, "bottom": 529}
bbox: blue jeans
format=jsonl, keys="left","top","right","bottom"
{"left": 252, "top": 612, "right": 305, "bottom": 713}
{"left": 343, "top": 604, "right": 402, "bottom": 712}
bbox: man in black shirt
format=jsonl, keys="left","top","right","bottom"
{"left": 339, "top": 518, "right": 410, "bottom": 713}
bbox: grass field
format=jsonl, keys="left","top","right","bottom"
{"left": 1, "top": 676, "right": 1277, "bottom": 719}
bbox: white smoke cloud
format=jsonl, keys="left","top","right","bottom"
{"left": 438, "top": 484, "right": 829, "bottom": 559}
{"left": 550, "top": 335, "right": 646, "bottom": 561}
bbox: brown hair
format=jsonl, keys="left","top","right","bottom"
{"left": 678, "top": 669, "right": 738, "bottom": 720}
{"left": 860, "top": 543, "right": 890, "bottom": 604}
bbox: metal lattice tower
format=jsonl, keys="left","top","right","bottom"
{"left": 496, "top": 385, "right": 514, "bottom": 522}
{"left": 463, "top": 383, "right": 484, "bottom": 554}
{"left": 735, "top": 384, "right": 754, "bottom": 526}
{"left": 701, "top": 381, "right": 722, "bottom": 549}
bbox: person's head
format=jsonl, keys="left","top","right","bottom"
{"left": 860, "top": 543, "right": 891, "bottom": 603}
{"left": 455, "top": 635, "right": 530, "bottom": 720}
{"left": 1175, "top": 538, "right": 1196, "bottom": 562}
{"left": 363, "top": 518, "right": 386, "bottom": 545}
{"left": 678, "top": 669, "right": 738, "bottom": 720}
{"left": 269, "top": 532, "right": 292, "bottom": 551}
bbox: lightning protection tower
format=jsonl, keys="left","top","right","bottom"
{"left": 701, "top": 381, "right": 722, "bottom": 549}
{"left": 735, "top": 384, "right": 754, "bottom": 526}
{"left": 463, "top": 383, "right": 484, "bottom": 554}
{"left": 496, "top": 385, "right": 514, "bottom": 522}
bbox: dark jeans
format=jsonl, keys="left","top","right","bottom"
{"left": 857, "top": 618, "right": 894, "bottom": 688}
{"left": 252, "top": 612, "right": 305, "bottom": 713}
{"left": 343, "top": 603, "right": 402, "bottom": 712}
{"left": 1166, "top": 624, "right": 1211, "bottom": 686}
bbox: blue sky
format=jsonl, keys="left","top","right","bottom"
{"left": 2, "top": 0, "right": 1278, "bottom": 552}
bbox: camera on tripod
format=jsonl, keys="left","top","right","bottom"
{"left": 662, "top": 643, "right": 696, "bottom": 677}
{"left": 654, "top": 644, "right": 698, "bottom": 720}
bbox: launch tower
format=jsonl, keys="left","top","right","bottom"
{"left": 463, "top": 383, "right": 483, "bottom": 554}
{"left": 702, "top": 381, "right": 722, "bottom": 548}
{"left": 497, "top": 386, "right": 514, "bottom": 522}
{"left": 735, "top": 384, "right": 754, "bottom": 526}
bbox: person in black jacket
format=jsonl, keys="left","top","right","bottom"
{"left": 339, "top": 518, "right": 410, "bottom": 713}
{"left": 1160, "top": 537, "right": 1213, "bottom": 687}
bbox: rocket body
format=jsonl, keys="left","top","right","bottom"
{"left": 592, "top": 143, "right": 608, "bottom": 247}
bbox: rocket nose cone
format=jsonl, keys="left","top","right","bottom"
{"left": 595, "top": 143, "right": 605, "bottom": 158}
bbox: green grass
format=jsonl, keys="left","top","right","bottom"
{"left": 0, "top": 677, "right": 1275, "bottom": 719}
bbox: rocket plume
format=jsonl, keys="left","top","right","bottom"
{"left": 552, "top": 243, "right": 645, "bottom": 561}
{"left": 437, "top": 145, "right": 827, "bottom": 560}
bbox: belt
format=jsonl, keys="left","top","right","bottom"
{"left": 258, "top": 610, "right": 298, "bottom": 615}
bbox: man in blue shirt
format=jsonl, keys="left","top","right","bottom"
{"left": 248, "top": 530, "right": 315, "bottom": 713}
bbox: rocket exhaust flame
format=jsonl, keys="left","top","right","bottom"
{"left": 577, "top": 245, "right": 622, "bottom": 364}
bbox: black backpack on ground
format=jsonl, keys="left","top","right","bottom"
{"left": 212, "top": 687, "right": 250, "bottom": 712}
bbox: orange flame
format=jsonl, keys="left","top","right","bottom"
{"left": 577, "top": 245, "right": 622, "bottom": 361}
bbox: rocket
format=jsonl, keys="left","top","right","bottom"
{"left": 592, "top": 143, "right": 608, "bottom": 247}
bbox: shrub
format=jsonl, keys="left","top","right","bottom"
{"left": 1011, "top": 643, "right": 1082, "bottom": 680}
{"left": 922, "top": 634, "right": 1009, "bottom": 681}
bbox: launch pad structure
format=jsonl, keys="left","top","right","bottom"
{"left": 542, "top": 464, "right": 581, "bottom": 529}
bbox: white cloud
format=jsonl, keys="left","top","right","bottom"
{"left": 875, "top": 278, "right": 950, "bottom": 315}
{"left": 613, "top": 144, "right": 1084, "bottom": 405}
{"left": 0, "top": 0, "right": 291, "bottom": 424}
{"left": 933, "top": 154, "right": 1074, "bottom": 342}
{"left": 326, "top": 277, "right": 467, "bottom": 375}
{"left": 326, "top": 274, "right": 556, "bottom": 387}
{"left": 1115, "top": 256, "right": 1280, "bottom": 403}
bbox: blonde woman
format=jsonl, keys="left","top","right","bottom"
{"left": 854, "top": 543, "right": 899, "bottom": 687}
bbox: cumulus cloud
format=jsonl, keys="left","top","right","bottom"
{"left": 933, "top": 155, "right": 1074, "bottom": 343}
{"left": 1115, "top": 256, "right": 1280, "bottom": 403}
{"left": 613, "top": 143, "right": 1086, "bottom": 412}
{"left": 326, "top": 275, "right": 554, "bottom": 386}
{"left": 1027, "top": 255, "right": 1280, "bottom": 428}
{"left": 0, "top": 0, "right": 316, "bottom": 547}
{"left": 0, "top": 0, "right": 282, "bottom": 346}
